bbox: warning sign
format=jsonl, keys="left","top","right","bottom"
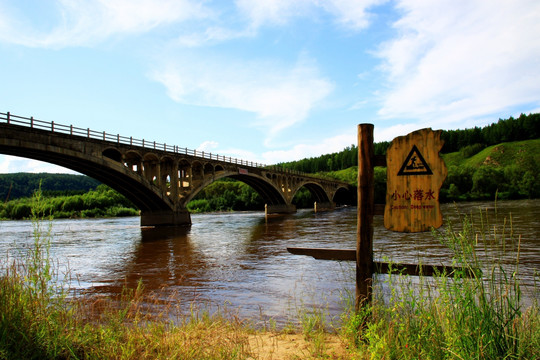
{"left": 384, "top": 129, "right": 447, "bottom": 233}
{"left": 397, "top": 145, "right": 433, "bottom": 176}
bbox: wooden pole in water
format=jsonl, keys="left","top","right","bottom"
{"left": 356, "top": 124, "right": 375, "bottom": 310}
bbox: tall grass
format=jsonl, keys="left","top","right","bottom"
{"left": 341, "top": 204, "right": 539, "bottom": 359}
{"left": 0, "top": 187, "right": 75, "bottom": 359}
{"left": 0, "top": 188, "right": 254, "bottom": 359}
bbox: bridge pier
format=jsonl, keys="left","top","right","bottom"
{"left": 265, "top": 204, "right": 297, "bottom": 216}
{"left": 141, "top": 209, "right": 192, "bottom": 227}
{"left": 314, "top": 201, "right": 336, "bottom": 213}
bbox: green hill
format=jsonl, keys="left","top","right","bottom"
{"left": 443, "top": 139, "right": 540, "bottom": 168}
{"left": 320, "top": 139, "right": 540, "bottom": 202}
{"left": 0, "top": 173, "right": 101, "bottom": 201}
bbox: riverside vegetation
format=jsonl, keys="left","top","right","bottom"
{"left": 0, "top": 189, "right": 538, "bottom": 359}
{"left": 0, "top": 183, "right": 138, "bottom": 220}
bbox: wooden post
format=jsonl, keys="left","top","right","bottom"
{"left": 356, "top": 124, "right": 374, "bottom": 310}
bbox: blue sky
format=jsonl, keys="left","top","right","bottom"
{"left": 1, "top": 0, "right": 539, "bottom": 174}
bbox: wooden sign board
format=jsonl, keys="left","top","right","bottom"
{"left": 384, "top": 128, "right": 447, "bottom": 232}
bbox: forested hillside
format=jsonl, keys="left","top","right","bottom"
{"left": 0, "top": 173, "right": 101, "bottom": 201}
{"left": 441, "top": 112, "right": 540, "bottom": 152}
{"left": 278, "top": 112, "right": 540, "bottom": 173}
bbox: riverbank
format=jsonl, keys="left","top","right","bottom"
{"left": 0, "top": 184, "right": 138, "bottom": 220}
{"left": 1, "top": 194, "right": 538, "bottom": 358}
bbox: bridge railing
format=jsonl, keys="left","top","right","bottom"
{"left": 0, "top": 111, "right": 332, "bottom": 180}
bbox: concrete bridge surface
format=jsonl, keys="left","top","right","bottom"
{"left": 0, "top": 112, "right": 353, "bottom": 226}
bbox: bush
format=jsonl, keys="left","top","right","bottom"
{"left": 10, "top": 203, "right": 32, "bottom": 219}
{"left": 81, "top": 208, "right": 104, "bottom": 218}
{"left": 105, "top": 206, "right": 138, "bottom": 217}
{"left": 472, "top": 166, "right": 504, "bottom": 196}
{"left": 187, "top": 199, "right": 212, "bottom": 213}
{"left": 62, "top": 196, "right": 84, "bottom": 212}
{"left": 459, "top": 143, "right": 486, "bottom": 158}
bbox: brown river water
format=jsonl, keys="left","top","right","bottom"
{"left": 1, "top": 200, "right": 538, "bottom": 325}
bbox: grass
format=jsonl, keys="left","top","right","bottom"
{"left": 340, "top": 203, "right": 540, "bottom": 359}
{"left": 442, "top": 138, "right": 540, "bottom": 168}
{"left": 1, "top": 190, "right": 538, "bottom": 359}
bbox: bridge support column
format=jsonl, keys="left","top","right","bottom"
{"left": 314, "top": 201, "right": 335, "bottom": 213}
{"left": 141, "top": 209, "right": 191, "bottom": 227}
{"left": 265, "top": 203, "right": 297, "bottom": 215}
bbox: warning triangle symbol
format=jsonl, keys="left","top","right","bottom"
{"left": 397, "top": 145, "right": 433, "bottom": 176}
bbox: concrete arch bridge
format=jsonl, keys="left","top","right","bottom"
{"left": 0, "top": 112, "right": 353, "bottom": 226}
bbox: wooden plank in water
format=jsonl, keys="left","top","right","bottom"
{"left": 375, "top": 262, "right": 474, "bottom": 277}
{"left": 287, "top": 247, "right": 356, "bottom": 261}
{"left": 286, "top": 247, "right": 473, "bottom": 277}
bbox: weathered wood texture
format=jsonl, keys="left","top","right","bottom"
{"left": 286, "top": 247, "right": 474, "bottom": 277}
{"left": 384, "top": 129, "right": 447, "bottom": 232}
{"left": 287, "top": 247, "right": 357, "bottom": 261}
{"left": 357, "top": 124, "right": 375, "bottom": 307}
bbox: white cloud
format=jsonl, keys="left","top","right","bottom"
{"left": 151, "top": 54, "right": 334, "bottom": 144}
{"left": 196, "top": 140, "right": 219, "bottom": 152}
{"left": 0, "top": 0, "right": 209, "bottom": 47}
{"left": 235, "top": 0, "right": 313, "bottom": 28}
{"left": 259, "top": 132, "right": 356, "bottom": 165}
{"left": 320, "top": 0, "right": 387, "bottom": 30}
{"left": 176, "top": 26, "right": 255, "bottom": 47}
{"left": 235, "top": 0, "right": 384, "bottom": 30}
{"left": 202, "top": 132, "right": 357, "bottom": 166}
{"left": 375, "top": 0, "right": 540, "bottom": 126}
{"left": 0, "top": 0, "right": 384, "bottom": 48}
{"left": 176, "top": 0, "right": 385, "bottom": 47}
{"left": 374, "top": 122, "right": 422, "bottom": 142}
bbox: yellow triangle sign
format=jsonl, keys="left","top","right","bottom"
{"left": 397, "top": 145, "right": 433, "bottom": 176}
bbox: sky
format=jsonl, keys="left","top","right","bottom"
{"left": 1, "top": 0, "right": 539, "bottom": 174}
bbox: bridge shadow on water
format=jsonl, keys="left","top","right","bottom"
{"left": 90, "top": 212, "right": 309, "bottom": 297}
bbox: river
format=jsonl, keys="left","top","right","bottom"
{"left": 1, "top": 199, "right": 538, "bottom": 326}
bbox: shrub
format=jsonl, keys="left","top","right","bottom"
{"left": 187, "top": 199, "right": 212, "bottom": 213}
{"left": 472, "top": 166, "right": 505, "bottom": 196}
{"left": 62, "top": 196, "right": 84, "bottom": 212}
{"left": 10, "top": 202, "right": 32, "bottom": 219}
{"left": 105, "top": 206, "right": 138, "bottom": 217}
{"left": 459, "top": 143, "right": 486, "bottom": 158}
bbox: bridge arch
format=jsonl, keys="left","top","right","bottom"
{"left": 180, "top": 170, "right": 288, "bottom": 209}
{"left": 333, "top": 186, "right": 355, "bottom": 206}
{"left": 292, "top": 181, "right": 331, "bottom": 204}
